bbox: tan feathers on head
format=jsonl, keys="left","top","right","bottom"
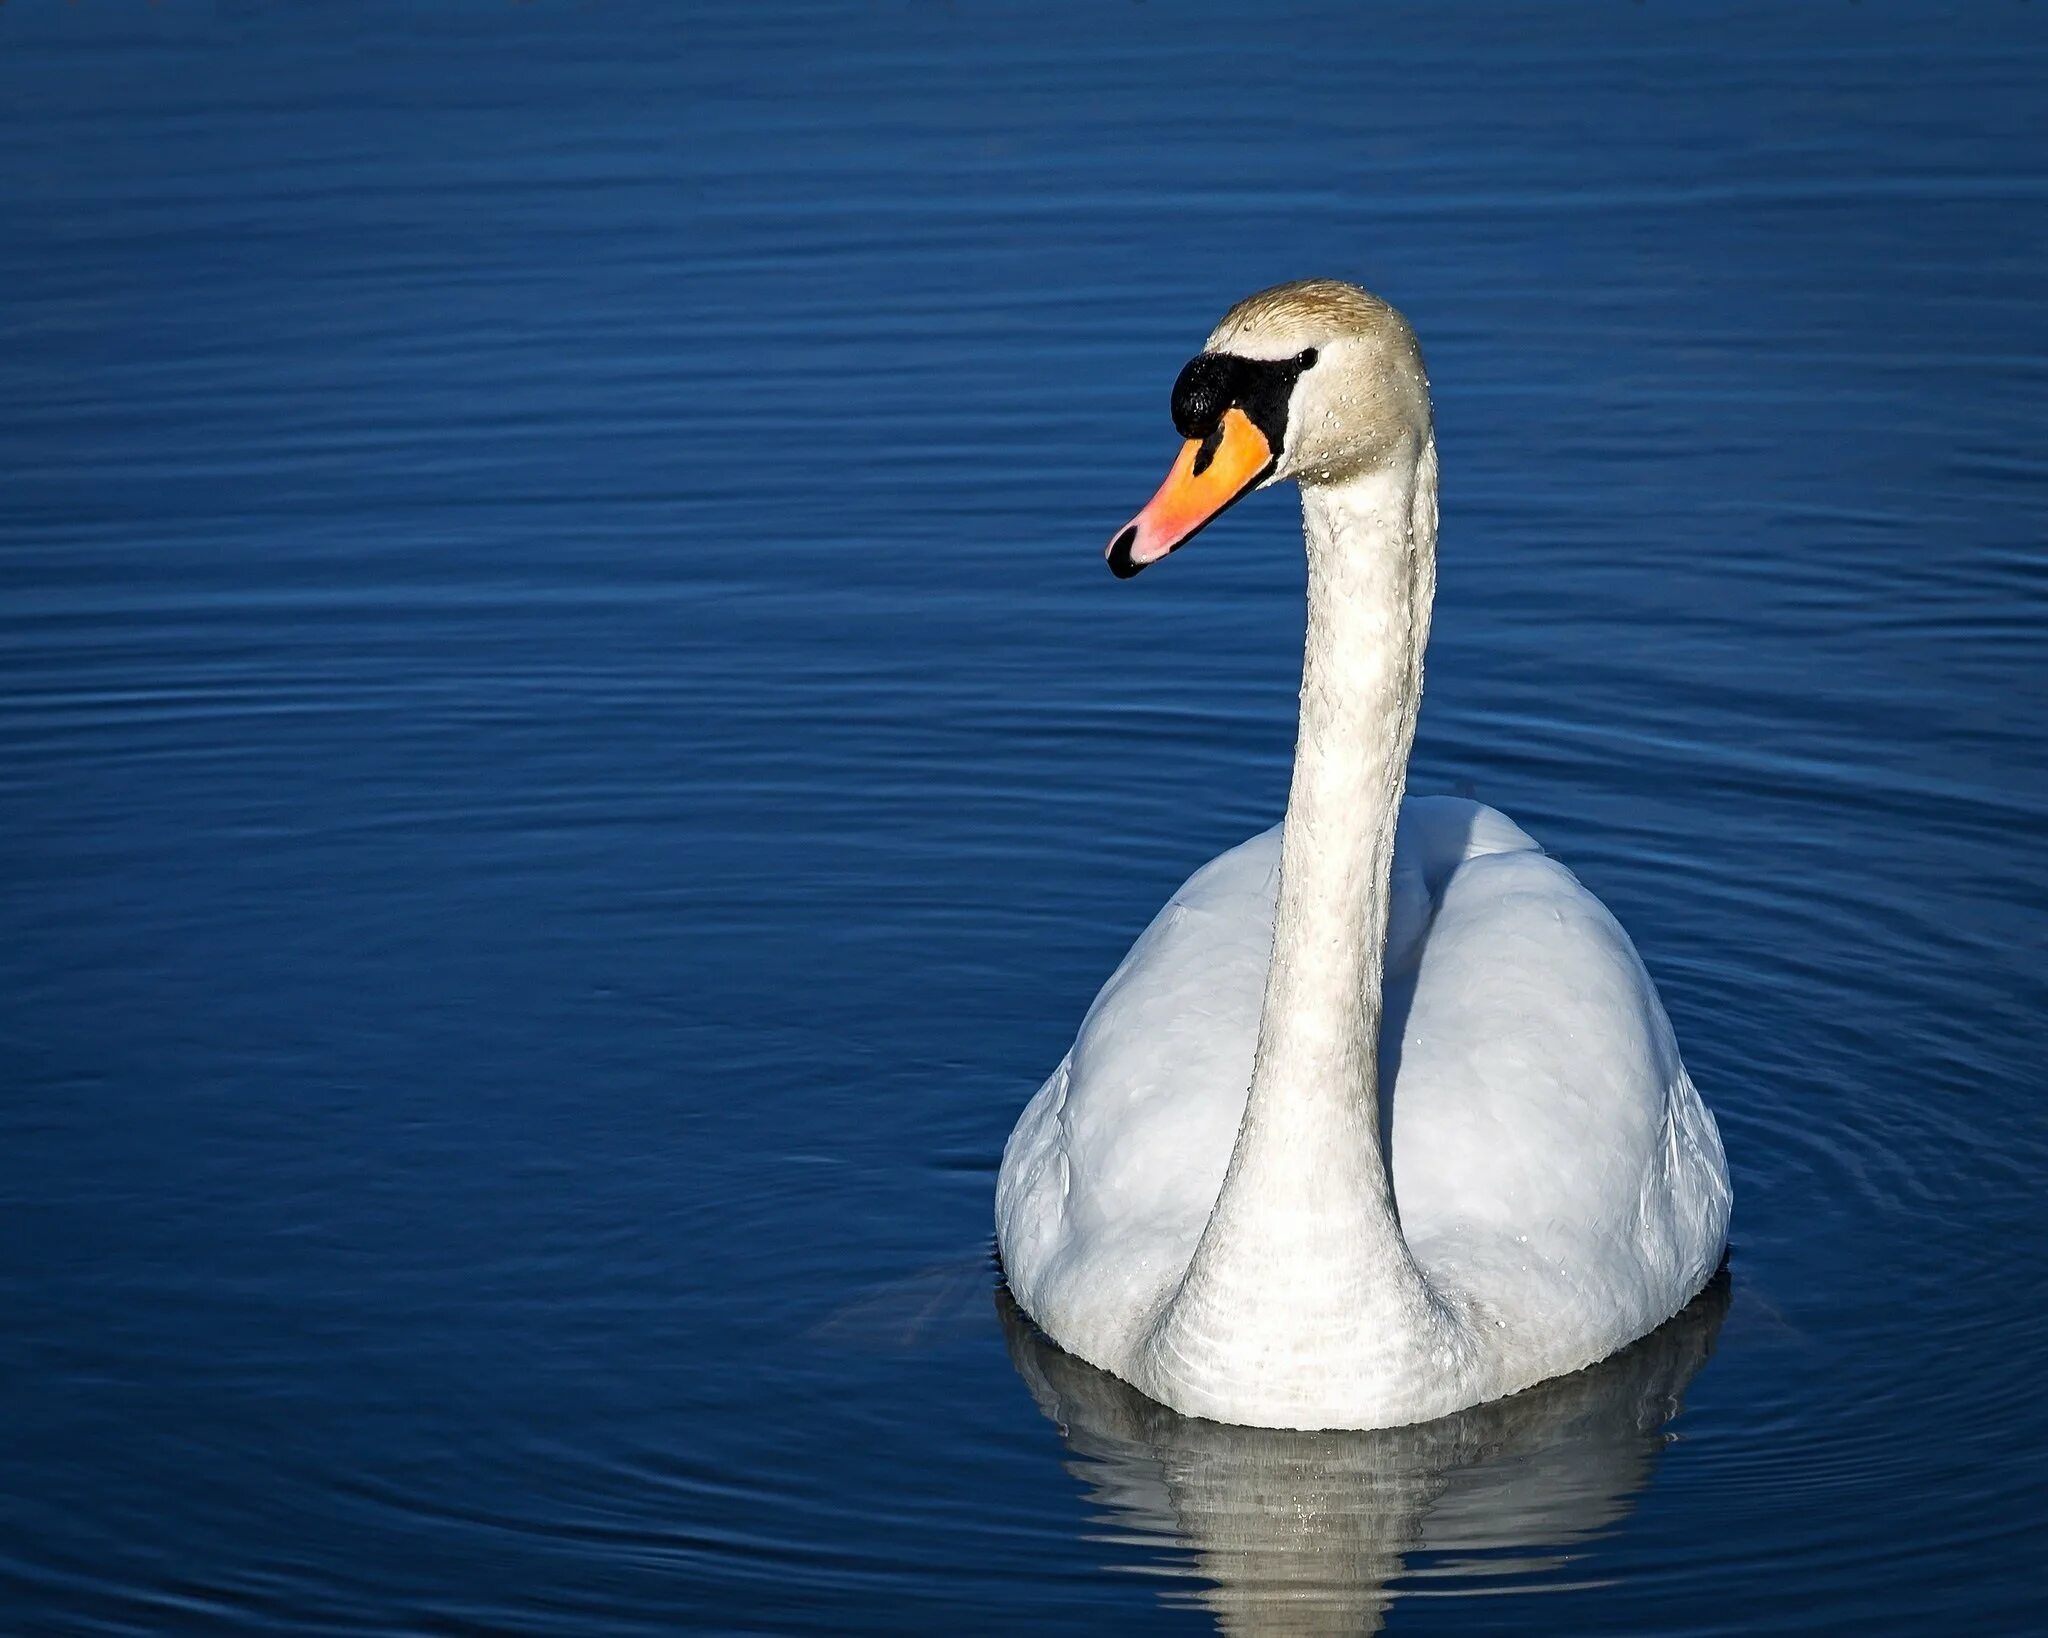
{"left": 1198, "top": 280, "right": 1430, "bottom": 486}
{"left": 1206, "top": 278, "right": 1414, "bottom": 362}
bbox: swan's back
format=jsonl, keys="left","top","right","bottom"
{"left": 996, "top": 796, "right": 1731, "bottom": 1390}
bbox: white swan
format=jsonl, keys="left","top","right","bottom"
{"left": 996, "top": 280, "right": 1731, "bottom": 1431}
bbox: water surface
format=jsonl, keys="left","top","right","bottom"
{"left": 3, "top": 4, "right": 2046, "bottom": 1632}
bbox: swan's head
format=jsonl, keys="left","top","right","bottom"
{"left": 1106, "top": 279, "right": 1431, "bottom": 577}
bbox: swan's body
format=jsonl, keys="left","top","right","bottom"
{"left": 996, "top": 281, "right": 1730, "bottom": 1430}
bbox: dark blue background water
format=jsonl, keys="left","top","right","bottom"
{"left": 5, "top": 4, "right": 2045, "bottom": 1632}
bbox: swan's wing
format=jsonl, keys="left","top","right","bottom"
{"left": 996, "top": 827, "right": 1284, "bottom": 1361}
{"left": 1388, "top": 815, "right": 1731, "bottom": 1342}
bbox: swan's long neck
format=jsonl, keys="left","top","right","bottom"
{"left": 1250, "top": 441, "right": 1436, "bottom": 1173}
{"left": 1143, "top": 435, "right": 1456, "bottom": 1423}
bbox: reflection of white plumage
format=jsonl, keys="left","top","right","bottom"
{"left": 997, "top": 281, "right": 1730, "bottom": 1431}
{"left": 999, "top": 1276, "right": 1729, "bottom": 1637}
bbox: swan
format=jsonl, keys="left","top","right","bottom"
{"left": 996, "top": 279, "right": 1731, "bottom": 1431}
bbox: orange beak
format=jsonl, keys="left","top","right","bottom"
{"left": 1105, "top": 406, "right": 1275, "bottom": 578}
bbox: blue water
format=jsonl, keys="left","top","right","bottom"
{"left": 4, "top": 4, "right": 2045, "bottom": 1632}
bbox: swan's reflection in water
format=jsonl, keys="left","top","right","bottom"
{"left": 1000, "top": 1274, "right": 1728, "bottom": 1635}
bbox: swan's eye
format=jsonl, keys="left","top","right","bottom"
{"left": 1298, "top": 347, "right": 1318, "bottom": 369}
